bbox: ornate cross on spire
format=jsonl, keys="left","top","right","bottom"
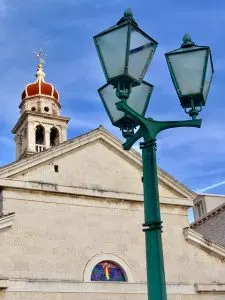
{"left": 33, "top": 49, "right": 47, "bottom": 65}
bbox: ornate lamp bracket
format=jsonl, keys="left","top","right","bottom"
{"left": 115, "top": 100, "right": 202, "bottom": 150}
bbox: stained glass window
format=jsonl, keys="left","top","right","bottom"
{"left": 91, "top": 261, "right": 126, "bottom": 282}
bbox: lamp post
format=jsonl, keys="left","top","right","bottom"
{"left": 94, "top": 9, "right": 214, "bottom": 300}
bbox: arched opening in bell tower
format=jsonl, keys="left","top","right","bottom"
{"left": 50, "top": 127, "right": 59, "bottom": 147}
{"left": 35, "top": 125, "right": 45, "bottom": 152}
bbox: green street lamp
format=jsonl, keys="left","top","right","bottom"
{"left": 165, "top": 33, "right": 214, "bottom": 119}
{"left": 94, "top": 9, "right": 214, "bottom": 300}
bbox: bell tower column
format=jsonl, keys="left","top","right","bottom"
{"left": 27, "top": 121, "right": 35, "bottom": 153}
{"left": 45, "top": 127, "right": 51, "bottom": 149}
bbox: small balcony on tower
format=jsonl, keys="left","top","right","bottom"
{"left": 35, "top": 144, "right": 46, "bottom": 152}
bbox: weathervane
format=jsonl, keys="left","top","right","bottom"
{"left": 33, "top": 49, "right": 47, "bottom": 65}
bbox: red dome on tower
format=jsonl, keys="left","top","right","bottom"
{"left": 21, "top": 63, "right": 59, "bottom": 103}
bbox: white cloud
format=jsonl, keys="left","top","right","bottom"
{"left": 197, "top": 180, "right": 225, "bottom": 193}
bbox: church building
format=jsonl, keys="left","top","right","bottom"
{"left": 0, "top": 58, "right": 225, "bottom": 300}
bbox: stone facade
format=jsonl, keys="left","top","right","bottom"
{"left": 0, "top": 127, "right": 224, "bottom": 299}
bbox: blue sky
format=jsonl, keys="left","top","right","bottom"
{"left": 0, "top": 0, "right": 225, "bottom": 196}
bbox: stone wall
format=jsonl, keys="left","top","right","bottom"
{"left": 0, "top": 185, "right": 224, "bottom": 299}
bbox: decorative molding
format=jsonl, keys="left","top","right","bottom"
{"left": 195, "top": 283, "right": 225, "bottom": 293}
{"left": 2, "top": 278, "right": 197, "bottom": 295}
{"left": 2, "top": 277, "right": 224, "bottom": 295}
{"left": 12, "top": 110, "right": 69, "bottom": 134}
{"left": 0, "top": 213, "right": 15, "bottom": 231}
{"left": 83, "top": 253, "right": 134, "bottom": 282}
{"left": 183, "top": 228, "right": 225, "bottom": 261}
{"left": 0, "top": 178, "right": 193, "bottom": 208}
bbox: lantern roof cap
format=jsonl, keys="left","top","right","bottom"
{"left": 165, "top": 34, "right": 210, "bottom": 55}
{"left": 93, "top": 8, "right": 140, "bottom": 39}
{"left": 117, "top": 8, "right": 138, "bottom": 26}
{"left": 181, "top": 33, "right": 195, "bottom": 48}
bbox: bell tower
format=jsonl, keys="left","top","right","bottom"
{"left": 12, "top": 50, "right": 70, "bottom": 160}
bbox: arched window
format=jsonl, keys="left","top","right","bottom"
{"left": 35, "top": 125, "right": 45, "bottom": 152}
{"left": 36, "top": 125, "right": 45, "bottom": 145}
{"left": 50, "top": 127, "right": 59, "bottom": 147}
{"left": 91, "top": 261, "right": 126, "bottom": 282}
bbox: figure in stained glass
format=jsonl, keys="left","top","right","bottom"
{"left": 91, "top": 261, "right": 126, "bottom": 282}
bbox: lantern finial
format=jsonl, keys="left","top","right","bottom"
{"left": 181, "top": 33, "right": 195, "bottom": 48}
{"left": 124, "top": 8, "right": 133, "bottom": 18}
{"left": 117, "top": 8, "right": 137, "bottom": 26}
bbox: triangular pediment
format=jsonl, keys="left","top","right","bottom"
{"left": 0, "top": 127, "right": 196, "bottom": 200}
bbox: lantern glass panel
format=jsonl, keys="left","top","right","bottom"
{"left": 168, "top": 49, "right": 207, "bottom": 95}
{"left": 203, "top": 54, "right": 213, "bottom": 100}
{"left": 95, "top": 25, "right": 128, "bottom": 80}
{"left": 98, "top": 82, "right": 153, "bottom": 127}
{"left": 99, "top": 84, "right": 125, "bottom": 124}
{"left": 127, "top": 81, "right": 152, "bottom": 115}
{"left": 128, "top": 27, "right": 156, "bottom": 81}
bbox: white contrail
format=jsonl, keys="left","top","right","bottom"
{"left": 197, "top": 180, "right": 225, "bottom": 193}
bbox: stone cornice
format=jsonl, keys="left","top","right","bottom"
{"left": 0, "top": 213, "right": 15, "bottom": 231}
{"left": 0, "top": 178, "right": 193, "bottom": 207}
{"left": 195, "top": 283, "right": 225, "bottom": 293}
{"left": 12, "top": 111, "right": 70, "bottom": 133}
{"left": 183, "top": 228, "right": 225, "bottom": 261}
{"left": 1, "top": 278, "right": 224, "bottom": 294}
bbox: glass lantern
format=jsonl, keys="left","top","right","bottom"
{"left": 98, "top": 81, "right": 153, "bottom": 130}
{"left": 165, "top": 34, "right": 214, "bottom": 110}
{"left": 94, "top": 9, "right": 158, "bottom": 88}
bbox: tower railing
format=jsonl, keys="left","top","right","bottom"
{"left": 35, "top": 144, "right": 46, "bottom": 152}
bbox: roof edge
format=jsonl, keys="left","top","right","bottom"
{"left": 2, "top": 125, "right": 196, "bottom": 200}
{"left": 190, "top": 202, "right": 225, "bottom": 228}
{"left": 183, "top": 227, "right": 225, "bottom": 261}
